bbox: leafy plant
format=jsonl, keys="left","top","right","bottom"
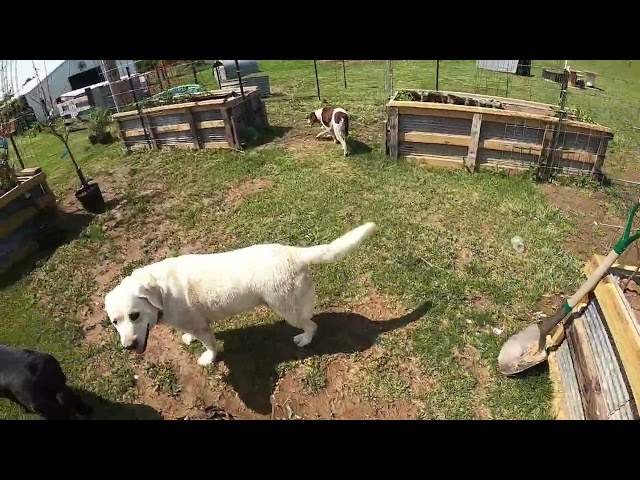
{"left": 87, "top": 108, "right": 114, "bottom": 145}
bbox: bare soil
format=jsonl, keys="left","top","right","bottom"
{"left": 52, "top": 170, "right": 430, "bottom": 420}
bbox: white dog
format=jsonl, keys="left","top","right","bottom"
{"left": 104, "top": 222, "right": 376, "bottom": 367}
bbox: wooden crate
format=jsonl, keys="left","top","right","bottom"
{"left": 548, "top": 254, "right": 640, "bottom": 420}
{"left": 111, "top": 86, "right": 268, "bottom": 152}
{"left": 0, "top": 168, "right": 57, "bottom": 275}
{"left": 384, "top": 89, "right": 614, "bottom": 177}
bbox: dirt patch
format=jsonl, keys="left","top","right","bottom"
{"left": 224, "top": 178, "right": 273, "bottom": 210}
{"left": 52, "top": 167, "right": 430, "bottom": 420}
{"left": 453, "top": 345, "right": 492, "bottom": 419}
{"left": 540, "top": 184, "right": 621, "bottom": 258}
{"left": 456, "top": 246, "right": 473, "bottom": 270}
{"left": 270, "top": 355, "right": 421, "bottom": 419}
{"left": 620, "top": 279, "right": 640, "bottom": 320}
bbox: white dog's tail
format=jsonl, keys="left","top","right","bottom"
{"left": 293, "top": 222, "right": 376, "bottom": 265}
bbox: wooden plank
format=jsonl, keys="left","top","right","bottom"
{"left": 195, "top": 120, "right": 225, "bottom": 129}
{"left": 388, "top": 100, "right": 613, "bottom": 134}
{"left": 566, "top": 317, "right": 610, "bottom": 419}
{"left": 389, "top": 107, "right": 399, "bottom": 161}
{"left": 220, "top": 108, "right": 236, "bottom": 149}
{"left": 538, "top": 125, "right": 554, "bottom": 167}
{"left": 0, "top": 172, "right": 46, "bottom": 210}
{"left": 466, "top": 113, "right": 482, "bottom": 171}
{"left": 156, "top": 142, "right": 197, "bottom": 150}
{"left": 230, "top": 113, "right": 241, "bottom": 150}
{"left": 592, "top": 135, "right": 609, "bottom": 174}
{"left": 403, "top": 132, "right": 469, "bottom": 147}
{"left": 401, "top": 132, "right": 597, "bottom": 164}
{"left": 202, "top": 141, "right": 232, "bottom": 149}
{"left": 16, "top": 167, "right": 42, "bottom": 177}
{"left": 154, "top": 124, "right": 191, "bottom": 134}
{"left": 143, "top": 115, "right": 158, "bottom": 150}
{"left": 381, "top": 120, "right": 388, "bottom": 156}
{"left": 0, "top": 193, "right": 56, "bottom": 238}
{"left": 396, "top": 106, "right": 549, "bottom": 129}
{"left": 110, "top": 88, "right": 262, "bottom": 120}
{"left": 185, "top": 109, "right": 201, "bottom": 149}
{"left": 584, "top": 254, "right": 640, "bottom": 406}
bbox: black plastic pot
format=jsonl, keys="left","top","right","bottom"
{"left": 75, "top": 182, "right": 106, "bottom": 214}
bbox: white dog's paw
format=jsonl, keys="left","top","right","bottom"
{"left": 293, "top": 333, "right": 313, "bottom": 348}
{"left": 182, "top": 333, "right": 194, "bottom": 345}
{"left": 197, "top": 349, "right": 216, "bottom": 366}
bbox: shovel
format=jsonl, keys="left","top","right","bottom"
{"left": 498, "top": 199, "right": 640, "bottom": 376}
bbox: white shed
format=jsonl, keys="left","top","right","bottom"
{"left": 17, "top": 60, "right": 137, "bottom": 122}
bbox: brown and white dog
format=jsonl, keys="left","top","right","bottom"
{"left": 308, "top": 107, "right": 350, "bottom": 156}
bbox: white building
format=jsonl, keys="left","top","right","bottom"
{"left": 16, "top": 60, "right": 137, "bottom": 122}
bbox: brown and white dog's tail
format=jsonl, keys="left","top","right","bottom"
{"left": 293, "top": 222, "right": 376, "bottom": 266}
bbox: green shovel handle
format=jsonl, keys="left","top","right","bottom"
{"left": 614, "top": 200, "right": 640, "bottom": 254}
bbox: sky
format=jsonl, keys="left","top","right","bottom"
{"left": 13, "top": 59, "right": 65, "bottom": 90}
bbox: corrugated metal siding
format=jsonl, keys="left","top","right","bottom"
{"left": 155, "top": 130, "right": 195, "bottom": 146}
{"left": 217, "top": 60, "right": 260, "bottom": 81}
{"left": 399, "top": 142, "right": 467, "bottom": 158}
{"left": 480, "top": 121, "right": 544, "bottom": 145}
{"left": 149, "top": 113, "right": 189, "bottom": 128}
{"left": 120, "top": 118, "right": 143, "bottom": 130}
{"left": 399, "top": 114, "right": 472, "bottom": 136}
{"left": 220, "top": 75, "right": 271, "bottom": 97}
{"left": 554, "top": 298, "right": 638, "bottom": 420}
{"left": 557, "top": 131, "right": 603, "bottom": 154}
{"left": 198, "top": 128, "right": 228, "bottom": 143}
{"left": 193, "top": 109, "right": 223, "bottom": 122}
{"left": 581, "top": 302, "right": 635, "bottom": 419}
{"left": 555, "top": 340, "right": 585, "bottom": 420}
{"left": 476, "top": 150, "right": 539, "bottom": 169}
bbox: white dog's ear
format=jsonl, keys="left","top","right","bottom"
{"left": 131, "top": 272, "right": 163, "bottom": 311}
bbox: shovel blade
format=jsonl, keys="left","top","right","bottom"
{"left": 498, "top": 324, "right": 548, "bottom": 376}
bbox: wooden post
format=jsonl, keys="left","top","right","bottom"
{"left": 435, "top": 60, "right": 440, "bottom": 91}
{"left": 466, "top": 114, "right": 482, "bottom": 172}
{"left": 186, "top": 108, "right": 200, "bottom": 150}
{"left": 389, "top": 107, "right": 399, "bottom": 162}
{"left": 221, "top": 108, "right": 239, "bottom": 149}
{"left": 381, "top": 120, "right": 388, "bottom": 156}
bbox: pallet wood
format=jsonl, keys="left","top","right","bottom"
{"left": 466, "top": 114, "right": 482, "bottom": 171}
{"left": 389, "top": 108, "right": 399, "bottom": 162}
{"left": 387, "top": 90, "right": 613, "bottom": 177}
{"left": 113, "top": 87, "right": 266, "bottom": 152}
{"left": 566, "top": 316, "right": 610, "bottom": 419}
{"left": 0, "top": 171, "right": 57, "bottom": 275}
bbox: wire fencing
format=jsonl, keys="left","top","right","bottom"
{"left": 3, "top": 60, "right": 640, "bottom": 189}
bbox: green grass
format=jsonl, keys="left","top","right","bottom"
{"left": 2, "top": 60, "right": 639, "bottom": 420}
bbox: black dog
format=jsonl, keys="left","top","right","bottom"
{"left": 0, "top": 344, "right": 92, "bottom": 420}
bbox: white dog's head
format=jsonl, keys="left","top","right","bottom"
{"left": 104, "top": 270, "right": 163, "bottom": 354}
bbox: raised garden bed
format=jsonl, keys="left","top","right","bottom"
{"left": 0, "top": 168, "right": 57, "bottom": 275}
{"left": 548, "top": 254, "right": 640, "bottom": 420}
{"left": 112, "top": 86, "right": 268, "bottom": 151}
{"left": 384, "top": 89, "right": 614, "bottom": 177}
